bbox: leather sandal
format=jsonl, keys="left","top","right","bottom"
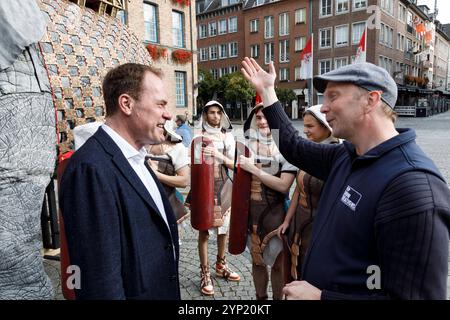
{"left": 215, "top": 256, "right": 240, "bottom": 282}
{"left": 200, "top": 264, "right": 214, "bottom": 296}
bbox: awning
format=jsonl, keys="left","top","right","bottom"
{"left": 397, "top": 85, "right": 418, "bottom": 93}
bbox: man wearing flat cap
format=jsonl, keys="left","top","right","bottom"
{"left": 241, "top": 58, "right": 450, "bottom": 300}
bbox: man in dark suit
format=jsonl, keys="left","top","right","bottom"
{"left": 59, "top": 63, "right": 180, "bottom": 299}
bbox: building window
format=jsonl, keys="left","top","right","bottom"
{"left": 229, "top": 66, "right": 238, "bottom": 73}
{"left": 211, "top": 69, "right": 219, "bottom": 79}
{"left": 334, "top": 57, "right": 348, "bottom": 69}
{"left": 407, "top": 11, "right": 413, "bottom": 27}
{"left": 295, "top": 66, "right": 301, "bottom": 80}
{"left": 335, "top": 25, "right": 349, "bottom": 47}
{"left": 279, "top": 68, "right": 289, "bottom": 81}
{"left": 295, "top": 8, "right": 306, "bottom": 24}
{"left": 218, "top": 19, "right": 227, "bottom": 35}
{"left": 406, "top": 38, "right": 413, "bottom": 58}
{"left": 117, "top": 10, "right": 126, "bottom": 25}
{"left": 351, "top": 22, "right": 366, "bottom": 45}
{"left": 198, "top": 24, "right": 207, "bottom": 39}
{"left": 279, "top": 40, "right": 289, "bottom": 63}
{"left": 398, "top": 3, "right": 407, "bottom": 23}
{"left": 229, "top": 42, "right": 238, "bottom": 57}
{"left": 144, "top": 3, "right": 158, "bottom": 43}
{"left": 352, "top": 0, "right": 366, "bottom": 10}
{"left": 319, "top": 28, "right": 332, "bottom": 48}
{"left": 279, "top": 12, "right": 289, "bottom": 36}
{"left": 379, "top": 23, "right": 393, "bottom": 48}
{"left": 220, "top": 67, "right": 228, "bottom": 77}
{"left": 229, "top": 16, "right": 237, "bottom": 33}
{"left": 397, "top": 33, "right": 406, "bottom": 51}
{"left": 172, "top": 11, "right": 184, "bottom": 48}
{"left": 175, "top": 71, "right": 186, "bottom": 107}
{"left": 320, "top": 0, "right": 332, "bottom": 18}
{"left": 295, "top": 36, "right": 306, "bottom": 52}
{"left": 199, "top": 48, "right": 208, "bottom": 61}
{"left": 209, "top": 45, "right": 218, "bottom": 60}
{"left": 219, "top": 44, "right": 228, "bottom": 59}
{"left": 264, "top": 42, "right": 274, "bottom": 65}
{"left": 381, "top": 0, "right": 394, "bottom": 16}
{"left": 336, "top": 0, "right": 349, "bottom": 14}
{"left": 250, "top": 19, "right": 259, "bottom": 33}
{"left": 319, "top": 59, "right": 332, "bottom": 74}
{"left": 208, "top": 21, "right": 217, "bottom": 37}
{"left": 264, "top": 16, "right": 274, "bottom": 39}
{"left": 250, "top": 44, "right": 259, "bottom": 58}
{"left": 378, "top": 55, "right": 393, "bottom": 75}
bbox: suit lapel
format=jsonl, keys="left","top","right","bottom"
{"left": 94, "top": 128, "right": 161, "bottom": 217}
{"left": 145, "top": 161, "right": 179, "bottom": 251}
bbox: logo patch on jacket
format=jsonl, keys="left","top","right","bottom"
{"left": 340, "top": 186, "right": 362, "bottom": 211}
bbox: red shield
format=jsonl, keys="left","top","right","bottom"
{"left": 190, "top": 136, "right": 215, "bottom": 230}
{"left": 228, "top": 141, "right": 252, "bottom": 254}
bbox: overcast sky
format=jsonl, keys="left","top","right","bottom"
{"left": 418, "top": 0, "right": 450, "bottom": 24}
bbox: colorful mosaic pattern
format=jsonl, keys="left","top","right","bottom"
{"left": 38, "top": 0, "right": 152, "bottom": 153}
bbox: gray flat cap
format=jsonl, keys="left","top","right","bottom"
{"left": 313, "top": 62, "right": 398, "bottom": 108}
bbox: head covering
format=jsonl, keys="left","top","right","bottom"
{"left": 243, "top": 104, "right": 272, "bottom": 144}
{"left": 313, "top": 62, "right": 398, "bottom": 109}
{"left": 175, "top": 114, "right": 186, "bottom": 123}
{"left": 303, "top": 104, "right": 332, "bottom": 133}
{"left": 73, "top": 121, "right": 103, "bottom": 150}
{"left": 198, "top": 100, "right": 232, "bottom": 131}
{"left": 164, "top": 120, "right": 182, "bottom": 143}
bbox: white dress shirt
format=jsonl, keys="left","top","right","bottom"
{"left": 101, "top": 124, "right": 170, "bottom": 230}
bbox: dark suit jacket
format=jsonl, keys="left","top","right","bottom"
{"left": 59, "top": 127, "right": 180, "bottom": 300}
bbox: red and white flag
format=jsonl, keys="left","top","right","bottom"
{"left": 300, "top": 35, "right": 313, "bottom": 80}
{"left": 354, "top": 28, "right": 366, "bottom": 64}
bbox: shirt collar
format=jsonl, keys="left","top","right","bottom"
{"left": 101, "top": 124, "right": 148, "bottom": 163}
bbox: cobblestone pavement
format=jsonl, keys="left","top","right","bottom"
{"left": 44, "top": 111, "right": 450, "bottom": 300}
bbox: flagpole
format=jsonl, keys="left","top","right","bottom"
{"left": 309, "top": 33, "right": 314, "bottom": 106}
{"left": 364, "top": 25, "right": 367, "bottom": 63}
{"left": 308, "top": 0, "right": 313, "bottom": 106}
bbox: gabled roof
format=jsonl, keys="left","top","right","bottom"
{"left": 243, "top": 0, "right": 279, "bottom": 10}
{"left": 198, "top": 0, "right": 243, "bottom": 15}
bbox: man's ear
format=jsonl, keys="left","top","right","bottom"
{"left": 118, "top": 93, "right": 133, "bottom": 116}
{"left": 365, "top": 91, "right": 382, "bottom": 114}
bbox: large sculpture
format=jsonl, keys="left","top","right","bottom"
{"left": 0, "top": 0, "right": 55, "bottom": 299}
{"left": 0, "top": 0, "right": 152, "bottom": 299}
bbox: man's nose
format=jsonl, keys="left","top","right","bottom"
{"left": 163, "top": 110, "right": 172, "bottom": 120}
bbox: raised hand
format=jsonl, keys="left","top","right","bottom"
{"left": 241, "top": 57, "right": 278, "bottom": 107}
{"left": 240, "top": 57, "right": 276, "bottom": 93}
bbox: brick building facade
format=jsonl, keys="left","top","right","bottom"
{"left": 71, "top": 0, "right": 198, "bottom": 118}
{"left": 196, "top": 0, "right": 309, "bottom": 118}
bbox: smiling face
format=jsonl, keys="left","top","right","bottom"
{"left": 303, "top": 114, "right": 330, "bottom": 143}
{"left": 320, "top": 82, "right": 366, "bottom": 140}
{"left": 205, "top": 105, "right": 222, "bottom": 128}
{"left": 255, "top": 108, "right": 270, "bottom": 137}
{"left": 129, "top": 71, "right": 171, "bottom": 148}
